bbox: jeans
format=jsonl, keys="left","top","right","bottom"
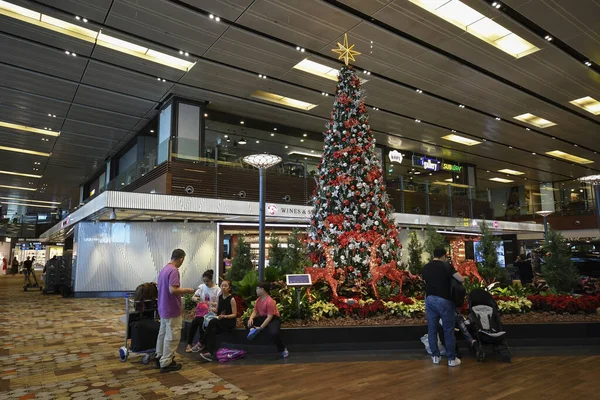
{"left": 187, "top": 316, "right": 204, "bottom": 345}
{"left": 243, "top": 316, "right": 286, "bottom": 352}
{"left": 201, "top": 318, "right": 236, "bottom": 355}
{"left": 155, "top": 316, "right": 182, "bottom": 368}
{"left": 455, "top": 312, "right": 473, "bottom": 343}
{"left": 425, "top": 295, "right": 456, "bottom": 360}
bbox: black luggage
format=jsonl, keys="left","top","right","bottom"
{"left": 130, "top": 319, "right": 160, "bottom": 352}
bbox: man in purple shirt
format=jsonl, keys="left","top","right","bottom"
{"left": 155, "top": 249, "right": 195, "bottom": 372}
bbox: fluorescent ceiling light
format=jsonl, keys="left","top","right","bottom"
{"left": 0, "top": 196, "right": 60, "bottom": 204}
{"left": 0, "top": 1, "right": 195, "bottom": 71}
{"left": 288, "top": 151, "right": 322, "bottom": 158}
{"left": 498, "top": 169, "right": 524, "bottom": 176}
{"left": 0, "top": 184, "right": 36, "bottom": 191}
{"left": 0, "top": 121, "right": 60, "bottom": 137}
{"left": 513, "top": 113, "right": 556, "bottom": 128}
{"left": 1, "top": 201, "right": 55, "bottom": 209}
{"left": 441, "top": 134, "right": 481, "bottom": 146}
{"left": 0, "top": 170, "right": 42, "bottom": 178}
{"left": 409, "top": 0, "right": 539, "bottom": 58}
{"left": 489, "top": 177, "right": 514, "bottom": 183}
{"left": 251, "top": 90, "right": 317, "bottom": 111}
{"left": 432, "top": 181, "right": 470, "bottom": 188}
{"left": 0, "top": 145, "right": 51, "bottom": 157}
{"left": 570, "top": 96, "right": 600, "bottom": 115}
{"left": 546, "top": 150, "right": 594, "bottom": 165}
{"left": 293, "top": 59, "right": 368, "bottom": 83}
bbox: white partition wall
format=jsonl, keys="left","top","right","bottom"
{"left": 73, "top": 222, "right": 217, "bottom": 295}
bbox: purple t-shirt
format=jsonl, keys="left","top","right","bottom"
{"left": 157, "top": 263, "right": 181, "bottom": 318}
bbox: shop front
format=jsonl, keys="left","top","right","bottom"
{"left": 13, "top": 240, "right": 64, "bottom": 270}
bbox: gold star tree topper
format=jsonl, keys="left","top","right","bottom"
{"left": 332, "top": 33, "right": 361, "bottom": 65}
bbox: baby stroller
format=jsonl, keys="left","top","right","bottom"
{"left": 468, "top": 289, "right": 511, "bottom": 363}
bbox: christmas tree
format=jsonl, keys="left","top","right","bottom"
{"left": 306, "top": 35, "right": 402, "bottom": 297}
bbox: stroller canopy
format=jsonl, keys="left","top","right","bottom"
{"left": 468, "top": 288, "right": 498, "bottom": 309}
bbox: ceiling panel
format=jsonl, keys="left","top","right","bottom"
{"left": 180, "top": 0, "right": 254, "bottom": 21}
{"left": 73, "top": 85, "right": 157, "bottom": 117}
{"left": 34, "top": 0, "right": 114, "bottom": 22}
{"left": 66, "top": 103, "right": 141, "bottom": 130}
{"left": 61, "top": 119, "right": 130, "bottom": 142}
{"left": 0, "top": 63, "right": 78, "bottom": 101}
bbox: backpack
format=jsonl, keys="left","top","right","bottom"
{"left": 450, "top": 278, "right": 466, "bottom": 308}
{"left": 216, "top": 348, "right": 246, "bottom": 363}
{"left": 134, "top": 282, "right": 158, "bottom": 311}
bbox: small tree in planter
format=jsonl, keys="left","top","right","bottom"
{"left": 226, "top": 235, "right": 254, "bottom": 282}
{"left": 268, "top": 235, "right": 286, "bottom": 269}
{"left": 280, "top": 229, "right": 310, "bottom": 275}
{"left": 543, "top": 229, "right": 579, "bottom": 293}
{"left": 424, "top": 224, "right": 446, "bottom": 261}
{"left": 476, "top": 221, "right": 508, "bottom": 285}
{"left": 407, "top": 230, "right": 424, "bottom": 274}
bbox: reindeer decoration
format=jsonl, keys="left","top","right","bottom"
{"left": 450, "top": 237, "right": 483, "bottom": 282}
{"left": 305, "top": 243, "right": 343, "bottom": 299}
{"left": 369, "top": 236, "right": 406, "bottom": 299}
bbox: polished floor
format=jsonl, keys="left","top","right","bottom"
{"left": 2, "top": 274, "right": 599, "bottom": 400}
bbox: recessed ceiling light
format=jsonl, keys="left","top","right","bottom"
{"left": 285, "top": 145, "right": 289, "bottom": 149}
{"left": 513, "top": 113, "right": 556, "bottom": 128}
{"left": 0, "top": 121, "right": 59, "bottom": 137}
{"left": 508, "top": 146, "right": 513, "bottom": 149}
{"left": 490, "top": 177, "right": 514, "bottom": 183}
{"left": 569, "top": 96, "right": 600, "bottom": 115}
{"left": 532, "top": 152, "right": 536, "bottom": 155}
{"left": 240, "top": 121, "right": 244, "bottom": 124}
{"left": 292, "top": 59, "right": 368, "bottom": 83}
{"left": 416, "top": 89, "right": 423, "bottom": 93}
{"left": 273, "top": 128, "right": 277, "bottom": 131}
{"left": 256, "top": 140, "right": 260, "bottom": 144}
{"left": 300, "top": 139, "right": 305, "bottom": 142}
{"left": 0, "top": 170, "right": 42, "bottom": 178}
{"left": 0, "top": 184, "right": 36, "bottom": 192}
{"left": 498, "top": 169, "right": 524, "bottom": 176}
{"left": 0, "top": 145, "right": 51, "bottom": 157}
{"left": 545, "top": 35, "right": 553, "bottom": 41}
{"left": 215, "top": 16, "right": 220, "bottom": 21}
{"left": 204, "top": 113, "right": 208, "bottom": 117}
{"left": 546, "top": 150, "right": 594, "bottom": 165}
{"left": 409, "top": 0, "right": 539, "bottom": 58}
{"left": 150, "top": 129, "right": 154, "bottom": 133}
{"left": 303, "top": 133, "right": 308, "bottom": 137}
{"left": 270, "top": 133, "right": 275, "bottom": 137}
{"left": 585, "top": 61, "right": 592, "bottom": 67}
{"left": 495, "top": 117, "right": 501, "bottom": 121}
{"left": 251, "top": 90, "right": 317, "bottom": 111}
{"left": 415, "top": 119, "right": 421, "bottom": 123}
{"left": 441, "top": 134, "right": 481, "bottom": 146}
{"left": 459, "top": 104, "right": 465, "bottom": 108}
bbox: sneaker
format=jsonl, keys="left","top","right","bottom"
{"left": 432, "top": 356, "right": 440, "bottom": 365}
{"left": 153, "top": 357, "right": 161, "bottom": 369}
{"left": 191, "top": 343, "right": 204, "bottom": 353}
{"left": 282, "top": 349, "right": 289, "bottom": 358}
{"left": 200, "top": 352, "right": 213, "bottom": 362}
{"left": 185, "top": 345, "right": 193, "bottom": 353}
{"left": 448, "top": 358, "right": 462, "bottom": 367}
{"left": 160, "top": 361, "right": 182, "bottom": 373}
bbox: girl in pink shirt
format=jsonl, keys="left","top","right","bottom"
{"left": 186, "top": 270, "right": 221, "bottom": 353}
{"left": 245, "top": 282, "right": 288, "bottom": 358}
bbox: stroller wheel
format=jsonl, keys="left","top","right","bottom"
{"left": 502, "top": 351, "right": 512, "bottom": 363}
{"left": 476, "top": 349, "right": 486, "bottom": 362}
{"left": 119, "top": 346, "right": 128, "bottom": 362}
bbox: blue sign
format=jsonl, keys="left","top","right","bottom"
{"left": 412, "top": 156, "right": 440, "bottom": 171}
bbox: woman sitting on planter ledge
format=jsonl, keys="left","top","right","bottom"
{"left": 244, "top": 282, "right": 289, "bottom": 358}
{"left": 198, "top": 280, "right": 237, "bottom": 362}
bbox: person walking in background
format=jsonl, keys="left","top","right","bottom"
{"left": 155, "top": 249, "right": 195, "bottom": 373}
{"left": 11, "top": 257, "right": 19, "bottom": 275}
{"left": 23, "top": 256, "right": 32, "bottom": 276}
{"left": 198, "top": 279, "right": 237, "bottom": 362}
{"left": 244, "top": 282, "right": 289, "bottom": 358}
{"left": 186, "top": 269, "right": 221, "bottom": 353}
{"left": 422, "top": 247, "right": 464, "bottom": 367}
{"left": 2, "top": 257, "right": 7, "bottom": 275}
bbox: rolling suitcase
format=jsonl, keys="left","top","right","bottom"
{"left": 130, "top": 319, "right": 160, "bottom": 352}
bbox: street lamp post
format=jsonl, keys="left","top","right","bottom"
{"left": 535, "top": 210, "right": 553, "bottom": 242}
{"left": 243, "top": 154, "right": 282, "bottom": 281}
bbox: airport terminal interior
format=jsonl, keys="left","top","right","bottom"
{"left": 1, "top": 0, "right": 600, "bottom": 399}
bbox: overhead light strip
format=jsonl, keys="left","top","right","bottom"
{"left": 489, "top": 177, "right": 514, "bottom": 183}
{"left": 498, "top": 168, "right": 524, "bottom": 176}
{"left": 569, "top": 96, "right": 600, "bottom": 115}
{"left": 0, "top": 196, "right": 60, "bottom": 204}
{"left": 288, "top": 151, "right": 322, "bottom": 158}
{"left": 0, "top": 0, "right": 195, "bottom": 71}
{"left": 1, "top": 201, "right": 55, "bottom": 209}
{"left": 293, "top": 59, "right": 368, "bottom": 83}
{"left": 513, "top": 113, "right": 556, "bottom": 128}
{"left": 0, "top": 184, "right": 36, "bottom": 191}
{"left": 251, "top": 90, "right": 317, "bottom": 111}
{"left": 0, "top": 170, "right": 42, "bottom": 178}
{"left": 0, "top": 121, "right": 60, "bottom": 137}
{"left": 0, "top": 146, "right": 51, "bottom": 157}
{"left": 545, "top": 150, "right": 594, "bottom": 165}
{"left": 408, "top": 0, "right": 539, "bottom": 58}
{"left": 441, "top": 134, "right": 481, "bottom": 146}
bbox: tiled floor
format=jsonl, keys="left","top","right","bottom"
{"left": 0, "top": 274, "right": 251, "bottom": 400}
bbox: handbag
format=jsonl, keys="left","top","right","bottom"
{"left": 450, "top": 278, "right": 466, "bottom": 308}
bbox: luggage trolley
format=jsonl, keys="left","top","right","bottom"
{"left": 119, "top": 293, "right": 159, "bottom": 363}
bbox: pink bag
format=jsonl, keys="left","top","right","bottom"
{"left": 216, "top": 348, "right": 246, "bottom": 363}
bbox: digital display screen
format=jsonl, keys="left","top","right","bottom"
{"left": 286, "top": 274, "right": 312, "bottom": 286}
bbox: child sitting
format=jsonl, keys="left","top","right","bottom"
{"left": 244, "top": 282, "right": 289, "bottom": 358}
{"left": 186, "top": 270, "right": 221, "bottom": 353}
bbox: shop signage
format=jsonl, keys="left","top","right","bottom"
{"left": 388, "top": 150, "right": 403, "bottom": 164}
{"left": 266, "top": 204, "right": 311, "bottom": 218}
{"left": 267, "top": 204, "right": 278, "bottom": 215}
{"left": 493, "top": 221, "right": 499, "bottom": 229}
{"left": 441, "top": 163, "right": 463, "bottom": 172}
